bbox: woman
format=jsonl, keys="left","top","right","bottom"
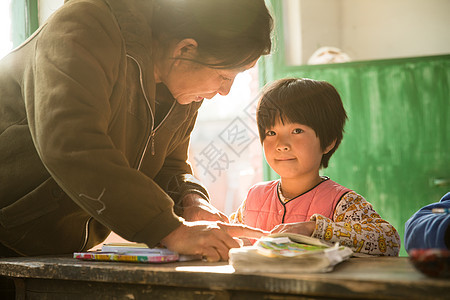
{"left": 0, "top": 0, "right": 273, "bottom": 261}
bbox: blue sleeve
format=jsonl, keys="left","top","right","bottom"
{"left": 404, "top": 192, "right": 450, "bottom": 252}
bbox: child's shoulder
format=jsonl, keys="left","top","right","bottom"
{"left": 248, "top": 180, "right": 280, "bottom": 194}
{"left": 340, "top": 190, "right": 368, "bottom": 204}
{"left": 251, "top": 179, "right": 279, "bottom": 189}
{"left": 320, "top": 178, "right": 368, "bottom": 201}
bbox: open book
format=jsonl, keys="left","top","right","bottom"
{"left": 74, "top": 243, "right": 201, "bottom": 263}
{"left": 229, "top": 233, "right": 353, "bottom": 273}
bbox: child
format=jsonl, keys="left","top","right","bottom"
{"left": 231, "top": 78, "right": 401, "bottom": 256}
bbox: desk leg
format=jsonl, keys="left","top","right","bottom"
{"left": 0, "top": 276, "right": 15, "bottom": 300}
{"left": 13, "top": 279, "right": 25, "bottom": 300}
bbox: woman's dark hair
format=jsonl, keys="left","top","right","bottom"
{"left": 152, "top": 0, "right": 273, "bottom": 69}
{"left": 256, "top": 78, "right": 348, "bottom": 169}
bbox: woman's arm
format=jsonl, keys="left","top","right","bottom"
{"left": 152, "top": 110, "right": 228, "bottom": 222}
{"left": 30, "top": 2, "right": 183, "bottom": 247}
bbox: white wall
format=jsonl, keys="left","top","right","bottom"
{"left": 300, "top": 0, "right": 341, "bottom": 63}
{"left": 283, "top": 0, "right": 450, "bottom": 64}
{"left": 0, "top": 0, "right": 13, "bottom": 59}
{"left": 39, "top": 0, "right": 64, "bottom": 25}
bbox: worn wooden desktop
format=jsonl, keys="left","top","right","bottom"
{"left": 0, "top": 256, "right": 448, "bottom": 299}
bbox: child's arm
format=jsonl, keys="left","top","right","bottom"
{"left": 229, "top": 200, "right": 256, "bottom": 246}
{"left": 310, "top": 192, "right": 401, "bottom": 256}
{"left": 229, "top": 199, "right": 246, "bottom": 224}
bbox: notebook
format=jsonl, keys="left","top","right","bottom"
{"left": 74, "top": 242, "right": 201, "bottom": 263}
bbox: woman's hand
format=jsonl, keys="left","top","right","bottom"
{"left": 270, "top": 221, "right": 316, "bottom": 236}
{"left": 161, "top": 221, "right": 268, "bottom": 261}
{"left": 182, "top": 193, "right": 229, "bottom": 222}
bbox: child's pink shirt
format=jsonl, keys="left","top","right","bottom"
{"left": 242, "top": 178, "right": 350, "bottom": 231}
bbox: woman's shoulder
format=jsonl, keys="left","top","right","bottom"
{"left": 43, "top": 0, "right": 121, "bottom": 42}
{"left": 52, "top": 0, "right": 113, "bottom": 22}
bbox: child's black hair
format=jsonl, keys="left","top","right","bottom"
{"left": 256, "top": 78, "right": 347, "bottom": 168}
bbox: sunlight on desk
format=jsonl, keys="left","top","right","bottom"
{"left": 175, "top": 264, "right": 235, "bottom": 273}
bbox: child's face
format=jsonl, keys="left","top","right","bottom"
{"left": 262, "top": 119, "right": 328, "bottom": 180}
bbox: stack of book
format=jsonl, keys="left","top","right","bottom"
{"left": 229, "top": 233, "right": 353, "bottom": 273}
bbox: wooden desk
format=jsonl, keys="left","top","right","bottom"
{"left": 0, "top": 256, "right": 448, "bottom": 299}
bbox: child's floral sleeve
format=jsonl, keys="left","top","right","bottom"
{"left": 230, "top": 199, "right": 246, "bottom": 224}
{"left": 310, "top": 191, "right": 401, "bottom": 256}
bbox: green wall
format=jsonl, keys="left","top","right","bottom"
{"left": 11, "top": 0, "right": 38, "bottom": 47}
{"left": 260, "top": 1, "right": 450, "bottom": 256}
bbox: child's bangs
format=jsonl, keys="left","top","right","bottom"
{"left": 258, "top": 96, "right": 310, "bottom": 129}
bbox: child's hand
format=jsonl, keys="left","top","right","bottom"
{"left": 270, "top": 221, "right": 316, "bottom": 236}
{"left": 236, "top": 237, "right": 254, "bottom": 246}
{"left": 161, "top": 221, "right": 267, "bottom": 261}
